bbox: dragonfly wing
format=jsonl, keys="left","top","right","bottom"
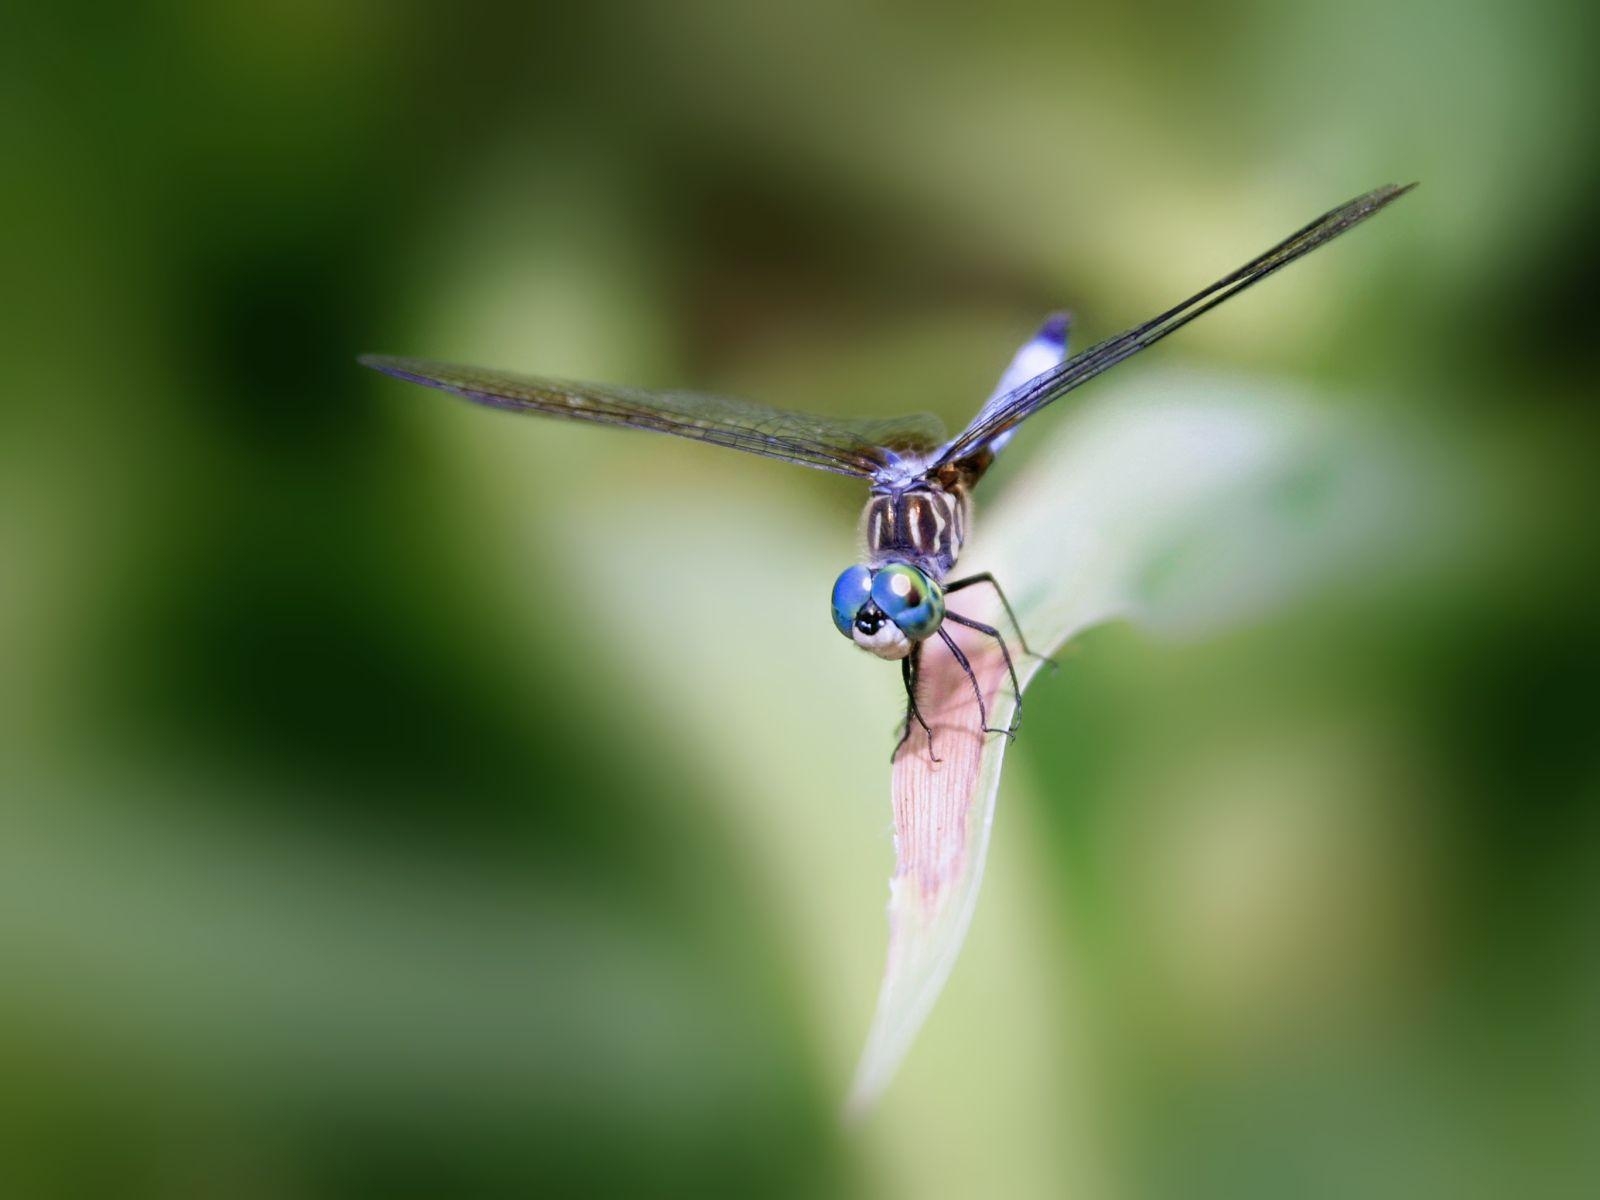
{"left": 935, "top": 183, "right": 1415, "bottom": 468}
{"left": 360, "top": 356, "right": 947, "bottom": 478}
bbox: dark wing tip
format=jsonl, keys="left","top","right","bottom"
{"left": 1363, "top": 181, "right": 1418, "bottom": 211}
{"left": 1327, "top": 182, "right": 1416, "bottom": 233}
{"left": 357, "top": 354, "right": 455, "bottom": 392}
{"left": 358, "top": 353, "right": 413, "bottom": 376}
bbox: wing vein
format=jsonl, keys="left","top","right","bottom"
{"left": 359, "top": 356, "right": 949, "bottom": 479}
{"left": 936, "top": 183, "right": 1415, "bottom": 466}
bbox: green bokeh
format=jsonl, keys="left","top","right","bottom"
{"left": 4, "top": 2, "right": 1596, "bottom": 1197}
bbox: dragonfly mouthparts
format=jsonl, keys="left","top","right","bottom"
{"left": 854, "top": 606, "right": 887, "bottom": 635}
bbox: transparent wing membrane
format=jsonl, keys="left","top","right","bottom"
{"left": 360, "top": 356, "right": 947, "bottom": 479}
{"left": 363, "top": 186, "right": 1409, "bottom": 481}
{"left": 936, "top": 183, "right": 1415, "bottom": 466}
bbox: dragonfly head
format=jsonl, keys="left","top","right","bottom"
{"left": 830, "top": 563, "right": 945, "bottom": 660}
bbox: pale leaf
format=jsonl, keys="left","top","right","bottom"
{"left": 846, "top": 366, "right": 1405, "bottom": 1114}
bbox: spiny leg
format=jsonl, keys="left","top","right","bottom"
{"left": 944, "top": 572, "right": 1054, "bottom": 666}
{"left": 895, "top": 642, "right": 939, "bottom": 763}
{"left": 946, "top": 610, "right": 1025, "bottom": 736}
{"left": 937, "top": 626, "right": 1013, "bottom": 741}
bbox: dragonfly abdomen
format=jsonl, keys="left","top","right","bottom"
{"left": 861, "top": 484, "right": 970, "bottom": 580}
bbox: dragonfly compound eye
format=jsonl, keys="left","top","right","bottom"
{"left": 871, "top": 563, "right": 945, "bottom": 642}
{"left": 830, "top": 564, "right": 876, "bottom": 637}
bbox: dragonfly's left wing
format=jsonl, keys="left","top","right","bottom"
{"left": 933, "top": 183, "right": 1415, "bottom": 468}
{"left": 360, "top": 356, "right": 947, "bottom": 478}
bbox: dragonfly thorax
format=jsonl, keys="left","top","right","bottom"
{"left": 859, "top": 481, "right": 971, "bottom": 581}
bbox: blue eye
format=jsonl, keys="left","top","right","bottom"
{"left": 830, "top": 564, "right": 875, "bottom": 637}
{"left": 871, "top": 564, "right": 944, "bottom": 641}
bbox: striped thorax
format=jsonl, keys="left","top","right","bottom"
{"left": 860, "top": 479, "right": 973, "bottom": 582}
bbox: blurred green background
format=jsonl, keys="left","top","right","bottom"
{"left": 4, "top": 2, "right": 1597, "bottom": 1197}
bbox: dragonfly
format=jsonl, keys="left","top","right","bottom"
{"left": 362, "top": 183, "right": 1413, "bottom": 759}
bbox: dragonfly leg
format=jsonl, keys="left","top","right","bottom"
{"left": 945, "top": 610, "right": 1025, "bottom": 737}
{"left": 937, "top": 626, "right": 1013, "bottom": 741}
{"left": 943, "top": 572, "right": 1054, "bottom": 667}
{"left": 895, "top": 643, "right": 939, "bottom": 763}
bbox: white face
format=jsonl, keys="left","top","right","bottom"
{"left": 853, "top": 621, "right": 912, "bottom": 660}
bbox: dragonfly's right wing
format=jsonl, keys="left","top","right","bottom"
{"left": 360, "top": 356, "right": 948, "bottom": 479}
{"left": 934, "top": 183, "right": 1415, "bottom": 468}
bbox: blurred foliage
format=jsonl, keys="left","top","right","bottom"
{"left": 2, "top": 1, "right": 1597, "bottom": 1197}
